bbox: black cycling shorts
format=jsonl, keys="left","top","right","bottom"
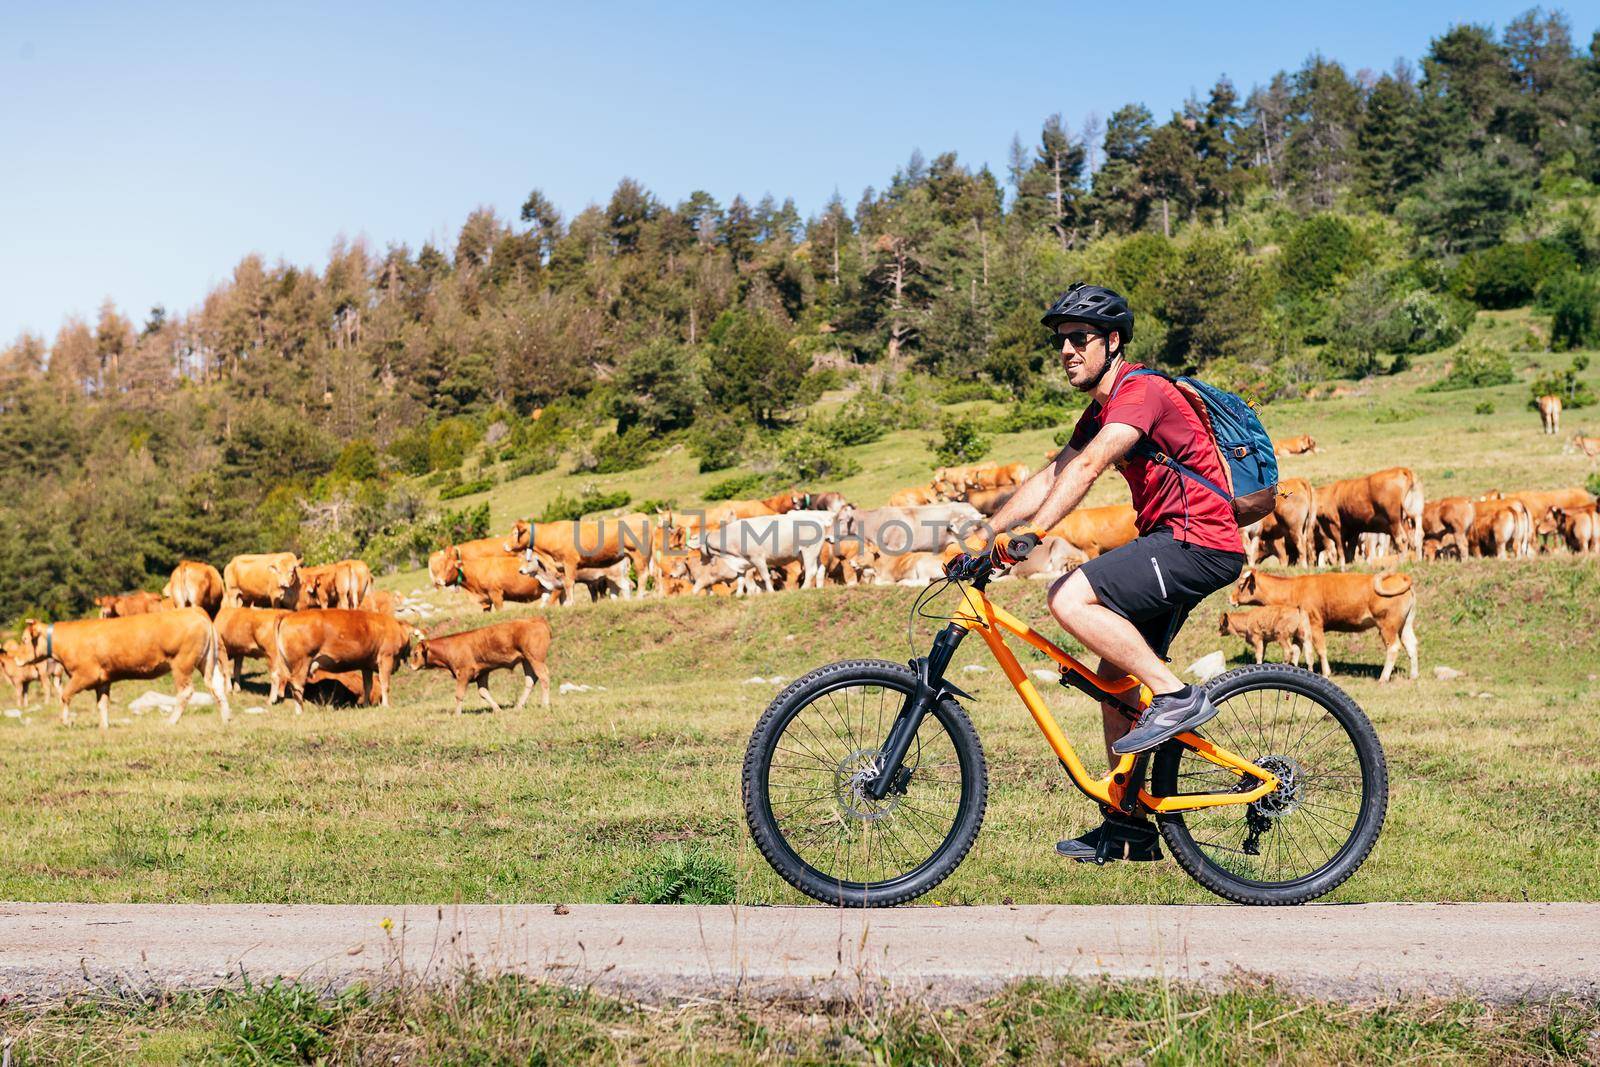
{"left": 1076, "top": 527, "right": 1245, "bottom": 658}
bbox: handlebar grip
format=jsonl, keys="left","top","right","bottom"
{"left": 994, "top": 531, "right": 1042, "bottom": 565}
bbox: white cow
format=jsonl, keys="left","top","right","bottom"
{"left": 691, "top": 510, "right": 839, "bottom": 593}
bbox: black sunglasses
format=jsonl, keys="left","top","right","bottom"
{"left": 1053, "top": 328, "right": 1104, "bottom": 351}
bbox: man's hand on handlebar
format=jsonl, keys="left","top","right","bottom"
{"left": 942, "top": 529, "right": 1044, "bottom": 580}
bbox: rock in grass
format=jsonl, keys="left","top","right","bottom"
{"left": 1432, "top": 666, "right": 1462, "bottom": 681}
{"left": 1187, "top": 651, "right": 1227, "bottom": 683}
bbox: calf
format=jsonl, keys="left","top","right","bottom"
{"left": 1537, "top": 394, "right": 1561, "bottom": 435}
{"left": 2, "top": 638, "right": 57, "bottom": 707}
{"left": 1244, "top": 479, "right": 1316, "bottom": 566}
{"left": 164, "top": 561, "right": 224, "bottom": 615}
{"left": 888, "top": 484, "right": 944, "bottom": 508}
{"left": 409, "top": 617, "right": 553, "bottom": 715}
{"left": 1539, "top": 504, "right": 1600, "bottom": 554}
{"left": 18, "top": 610, "right": 231, "bottom": 728}
{"left": 1470, "top": 499, "right": 1528, "bottom": 559}
{"left": 1218, "top": 607, "right": 1312, "bottom": 666}
{"left": 273, "top": 609, "right": 412, "bottom": 716}
{"left": 1574, "top": 433, "right": 1600, "bottom": 459}
{"left": 1231, "top": 568, "right": 1417, "bottom": 682}
{"left": 214, "top": 606, "right": 289, "bottom": 698}
{"left": 868, "top": 550, "right": 946, "bottom": 586}
{"left": 806, "top": 491, "right": 851, "bottom": 513}
{"left": 96, "top": 591, "right": 168, "bottom": 618}
{"left": 1422, "top": 497, "right": 1475, "bottom": 561}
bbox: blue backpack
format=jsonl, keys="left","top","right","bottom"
{"left": 1112, "top": 368, "right": 1279, "bottom": 526}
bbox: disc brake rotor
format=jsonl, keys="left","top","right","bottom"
{"left": 834, "top": 747, "right": 908, "bottom": 822}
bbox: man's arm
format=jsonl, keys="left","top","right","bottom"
{"left": 980, "top": 444, "right": 1079, "bottom": 538}
{"left": 976, "top": 424, "right": 1141, "bottom": 549}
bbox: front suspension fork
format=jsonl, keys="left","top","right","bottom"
{"left": 865, "top": 623, "right": 972, "bottom": 801}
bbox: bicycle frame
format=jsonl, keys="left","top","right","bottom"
{"left": 949, "top": 583, "right": 1279, "bottom": 814}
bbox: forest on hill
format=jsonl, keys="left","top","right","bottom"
{"left": 3, "top": 8, "right": 1600, "bottom": 621}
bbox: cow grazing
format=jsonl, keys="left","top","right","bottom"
{"left": 18, "top": 610, "right": 231, "bottom": 728}
{"left": 428, "top": 537, "right": 513, "bottom": 588}
{"left": 1470, "top": 499, "right": 1528, "bottom": 559}
{"left": 164, "top": 561, "right": 225, "bottom": 616}
{"left": 409, "top": 617, "right": 553, "bottom": 715}
{"left": 1231, "top": 569, "right": 1418, "bottom": 683}
{"left": 1218, "top": 607, "right": 1313, "bottom": 666}
{"left": 214, "top": 606, "right": 289, "bottom": 698}
{"left": 224, "top": 552, "right": 302, "bottom": 608}
{"left": 1048, "top": 504, "right": 1139, "bottom": 560}
{"left": 95, "top": 591, "right": 169, "bottom": 618}
{"left": 442, "top": 552, "right": 558, "bottom": 611}
{"left": 1574, "top": 433, "right": 1600, "bottom": 459}
{"left": 1243, "top": 479, "right": 1316, "bottom": 566}
{"left": 1313, "top": 467, "right": 1424, "bottom": 566}
{"left": 273, "top": 609, "right": 412, "bottom": 716}
{"left": 1273, "top": 435, "right": 1319, "bottom": 455}
{"left": 1539, "top": 504, "right": 1600, "bottom": 554}
{"left": 1422, "top": 498, "right": 1476, "bottom": 561}
{"left": 1538, "top": 395, "right": 1562, "bottom": 435}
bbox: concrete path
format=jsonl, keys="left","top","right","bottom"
{"left": 0, "top": 902, "right": 1594, "bottom": 1004}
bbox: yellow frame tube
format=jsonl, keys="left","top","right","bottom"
{"left": 952, "top": 585, "right": 1277, "bottom": 812}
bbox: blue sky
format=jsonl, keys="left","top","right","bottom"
{"left": 2, "top": 1, "right": 1594, "bottom": 342}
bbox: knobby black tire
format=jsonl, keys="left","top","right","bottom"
{"left": 1151, "top": 663, "right": 1387, "bottom": 906}
{"left": 742, "top": 660, "right": 988, "bottom": 907}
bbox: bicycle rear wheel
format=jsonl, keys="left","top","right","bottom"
{"left": 742, "top": 660, "right": 987, "bottom": 907}
{"left": 1151, "top": 663, "right": 1387, "bottom": 905}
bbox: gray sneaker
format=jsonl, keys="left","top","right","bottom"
{"left": 1112, "top": 684, "right": 1219, "bottom": 754}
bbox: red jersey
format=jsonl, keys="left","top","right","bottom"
{"left": 1067, "top": 362, "right": 1243, "bottom": 553}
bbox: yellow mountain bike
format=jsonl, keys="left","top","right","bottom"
{"left": 742, "top": 534, "right": 1387, "bottom": 906}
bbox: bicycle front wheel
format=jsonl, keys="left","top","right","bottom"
{"left": 742, "top": 660, "right": 987, "bottom": 907}
{"left": 1151, "top": 664, "right": 1388, "bottom": 905}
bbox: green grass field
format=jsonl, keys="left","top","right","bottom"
{"left": 2, "top": 311, "right": 1597, "bottom": 909}
{"left": 6, "top": 974, "right": 1596, "bottom": 1065}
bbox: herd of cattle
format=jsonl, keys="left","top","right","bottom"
{"left": 3, "top": 429, "right": 1597, "bottom": 729}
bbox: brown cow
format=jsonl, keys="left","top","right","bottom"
{"left": 1481, "top": 488, "right": 1594, "bottom": 553}
{"left": 95, "top": 591, "right": 168, "bottom": 618}
{"left": 273, "top": 609, "right": 412, "bottom": 716}
{"left": 1469, "top": 499, "right": 1527, "bottom": 559}
{"left": 427, "top": 536, "right": 512, "bottom": 588}
{"left": 761, "top": 490, "right": 806, "bottom": 514}
{"left": 295, "top": 559, "right": 373, "bottom": 609}
{"left": 294, "top": 564, "right": 338, "bottom": 609}
{"left": 442, "top": 551, "right": 558, "bottom": 611}
{"left": 1538, "top": 395, "right": 1562, "bottom": 435}
{"left": 1574, "top": 433, "right": 1600, "bottom": 459}
{"left": 358, "top": 589, "right": 400, "bottom": 616}
{"left": 409, "top": 617, "right": 553, "bottom": 715}
{"left": 1422, "top": 498, "right": 1476, "bottom": 561}
{"left": 964, "top": 485, "right": 1018, "bottom": 516}
{"left": 817, "top": 538, "right": 876, "bottom": 586}
{"left": 932, "top": 462, "right": 1029, "bottom": 498}
{"left": 1231, "top": 569, "right": 1417, "bottom": 682}
{"left": 1048, "top": 504, "right": 1139, "bottom": 560}
{"left": 1244, "top": 478, "right": 1316, "bottom": 566}
{"left": 504, "top": 516, "right": 654, "bottom": 599}
{"left": 17, "top": 610, "right": 231, "bottom": 728}
{"left": 214, "top": 606, "right": 289, "bottom": 698}
{"left": 224, "top": 552, "right": 302, "bottom": 608}
{"left": 164, "top": 561, "right": 225, "bottom": 616}
{"left": 1273, "top": 435, "right": 1319, "bottom": 455}
{"left": 1539, "top": 504, "right": 1600, "bottom": 554}
{"left": 2, "top": 638, "right": 57, "bottom": 707}
{"left": 1218, "top": 607, "right": 1313, "bottom": 666}
{"left": 888, "top": 484, "right": 944, "bottom": 508}
{"left": 1313, "top": 467, "right": 1424, "bottom": 566}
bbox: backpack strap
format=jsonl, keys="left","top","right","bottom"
{"left": 1104, "top": 367, "right": 1234, "bottom": 504}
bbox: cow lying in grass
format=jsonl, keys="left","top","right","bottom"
{"left": 409, "top": 617, "right": 553, "bottom": 714}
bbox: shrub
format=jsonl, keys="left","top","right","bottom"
{"left": 770, "top": 427, "right": 861, "bottom": 483}
{"left": 1528, "top": 354, "right": 1596, "bottom": 410}
{"left": 438, "top": 477, "right": 493, "bottom": 501}
{"left": 608, "top": 845, "right": 736, "bottom": 905}
{"left": 1450, "top": 240, "right": 1576, "bottom": 309}
{"left": 705, "top": 473, "right": 770, "bottom": 501}
{"left": 934, "top": 379, "right": 1007, "bottom": 404}
{"left": 812, "top": 392, "right": 901, "bottom": 446}
{"left": 428, "top": 417, "right": 481, "bottom": 471}
{"left": 503, "top": 445, "right": 562, "bottom": 480}
{"left": 1422, "top": 346, "right": 1516, "bottom": 392}
{"left": 1386, "top": 290, "right": 1472, "bottom": 354}
{"left": 222, "top": 979, "right": 363, "bottom": 1063}
{"left": 1538, "top": 271, "right": 1600, "bottom": 351}
{"left": 987, "top": 404, "right": 1073, "bottom": 434}
{"left": 576, "top": 426, "right": 656, "bottom": 475}
{"left": 537, "top": 488, "right": 632, "bottom": 523}
{"left": 1588, "top": 471, "right": 1600, "bottom": 499}
{"left": 386, "top": 426, "right": 432, "bottom": 476}
{"left": 929, "top": 414, "right": 991, "bottom": 465}
{"left": 1278, "top": 215, "right": 1367, "bottom": 296}
{"left": 1474, "top": 400, "right": 1495, "bottom": 415}
{"left": 331, "top": 440, "right": 380, "bottom": 482}
{"left": 687, "top": 411, "right": 749, "bottom": 473}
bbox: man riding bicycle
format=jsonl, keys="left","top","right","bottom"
{"left": 951, "top": 283, "right": 1246, "bottom": 864}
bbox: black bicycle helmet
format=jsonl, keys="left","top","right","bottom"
{"left": 1041, "top": 283, "right": 1134, "bottom": 350}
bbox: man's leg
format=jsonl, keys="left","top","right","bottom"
{"left": 1049, "top": 570, "right": 1183, "bottom": 697}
